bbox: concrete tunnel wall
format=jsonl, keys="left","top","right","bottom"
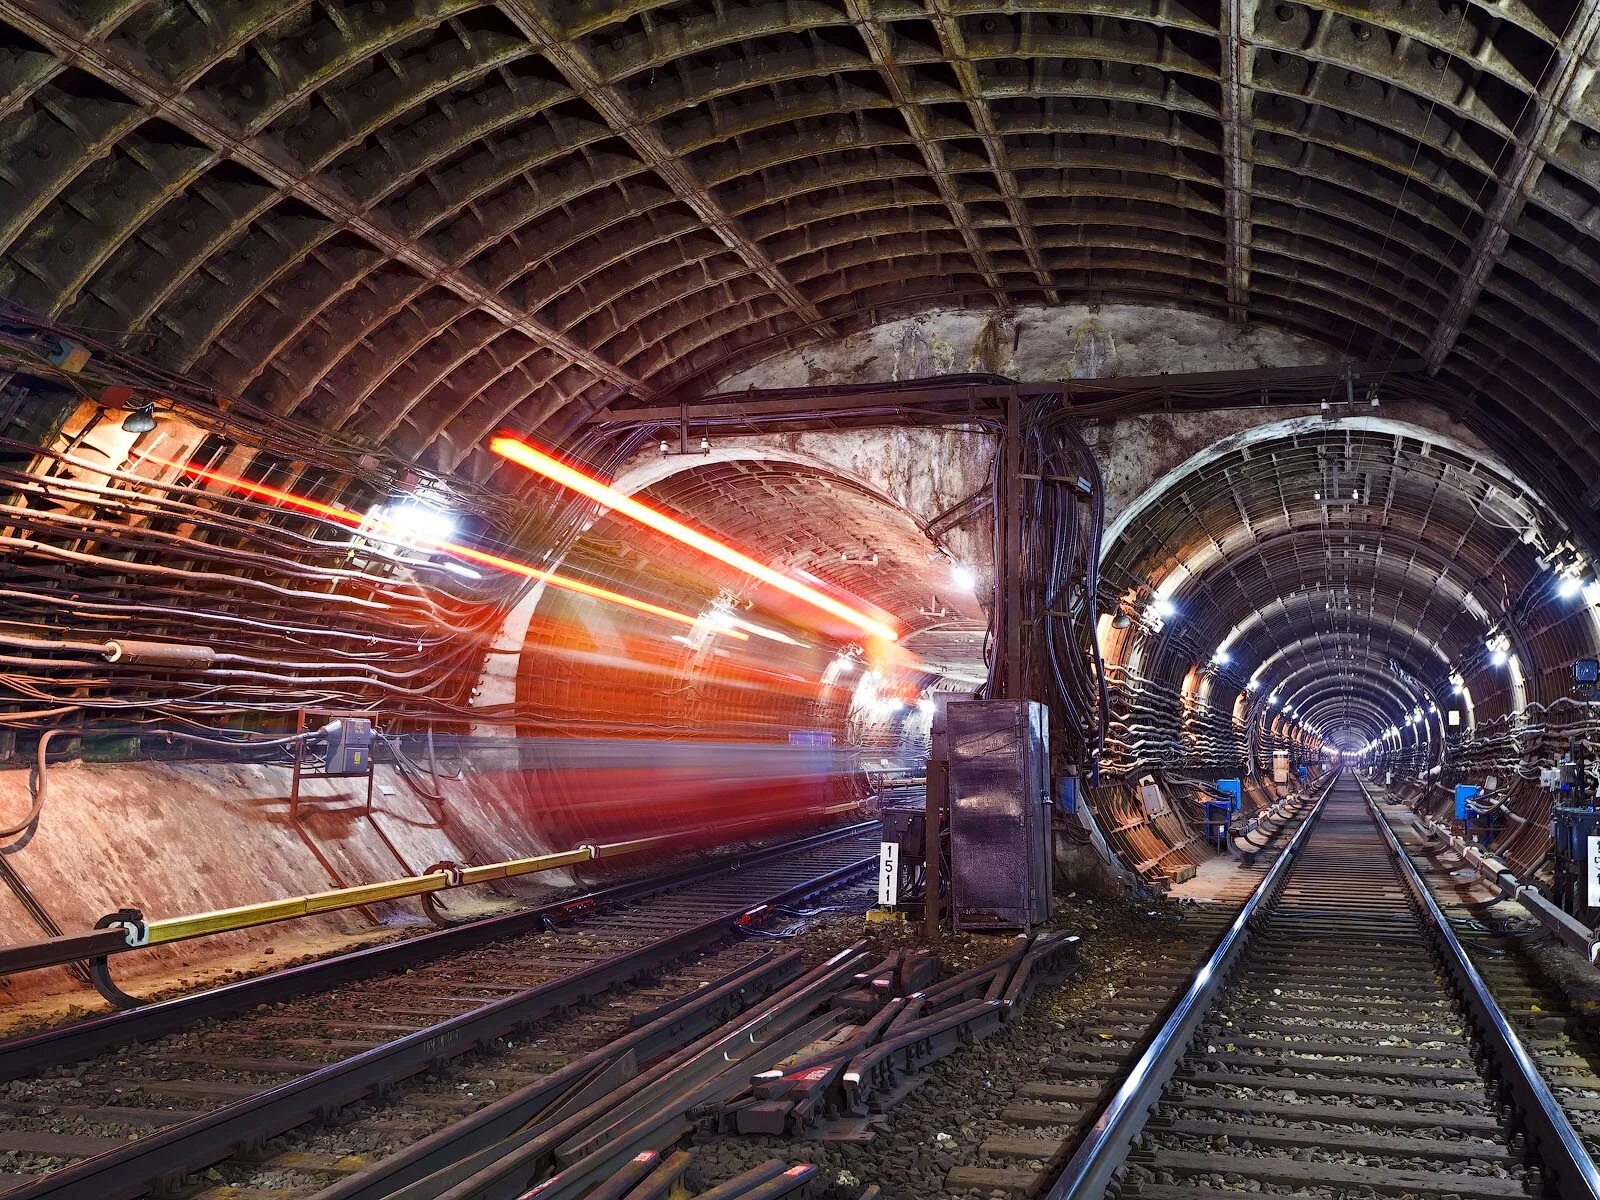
{"left": 0, "top": 303, "right": 1337, "bottom": 1019}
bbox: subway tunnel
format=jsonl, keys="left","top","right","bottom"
{"left": 4, "top": 0, "right": 1600, "bottom": 1196}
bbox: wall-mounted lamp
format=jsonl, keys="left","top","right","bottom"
{"left": 121, "top": 400, "right": 157, "bottom": 433}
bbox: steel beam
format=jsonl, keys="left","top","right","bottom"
{"left": 0, "top": 1, "right": 646, "bottom": 400}
{"left": 843, "top": 1, "right": 1007, "bottom": 303}
{"left": 1425, "top": 0, "right": 1600, "bottom": 369}
{"left": 1219, "top": 0, "right": 1257, "bottom": 320}
{"left": 924, "top": 1, "right": 1060, "bottom": 302}
{"left": 1002, "top": 389, "right": 1024, "bottom": 699}
{"left": 587, "top": 359, "right": 1428, "bottom": 427}
{"left": 496, "top": 4, "right": 828, "bottom": 334}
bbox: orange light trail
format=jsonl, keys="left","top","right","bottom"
{"left": 488, "top": 435, "right": 899, "bottom": 643}
{"left": 142, "top": 455, "right": 746, "bottom": 639}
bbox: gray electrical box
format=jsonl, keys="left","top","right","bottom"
{"left": 324, "top": 718, "right": 374, "bottom": 777}
{"left": 946, "top": 699, "right": 1052, "bottom": 931}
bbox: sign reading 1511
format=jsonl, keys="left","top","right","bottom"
{"left": 878, "top": 842, "right": 899, "bottom": 906}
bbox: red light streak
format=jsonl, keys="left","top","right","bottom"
{"left": 142, "top": 455, "right": 746, "bottom": 639}
{"left": 488, "top": 435, "right": 899, "bottom": 643}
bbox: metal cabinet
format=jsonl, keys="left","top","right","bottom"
{"left": 946, "top": 699, "right": 1053, "bottom": 931}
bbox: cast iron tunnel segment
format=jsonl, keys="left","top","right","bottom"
{"left": 1046, "top": 772, "right": 1600, "bottom": 1200}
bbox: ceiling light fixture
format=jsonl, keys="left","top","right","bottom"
{"left": 120, "top": 400, "right": 157, "bottom": 433}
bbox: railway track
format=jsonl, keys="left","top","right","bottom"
{"left": 1047, "top": 772, "right": 1600, "bottom": 1200}
{"left": 0, "top": 823, "right": 879, "bottom": 1200}
{"left": 941, "top": 835, "right": 1295, "bottom": 1195}
{"left": 1370, "top": 786, "right": 1600, "bottom": 1172}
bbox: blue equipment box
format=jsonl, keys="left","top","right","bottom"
{"left": 1454, "top": 784, "right": 1482, "bottom": 820}
{"left": 1217, "top": 779, "right": 1243, "bottom": 811}
{"left": 1056, "top": 775, "right": 1077, "bottom": 814}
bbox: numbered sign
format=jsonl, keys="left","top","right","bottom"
{"left": 878, "top": 841, "right": 899, "bottom": 906}
{"left": 1587, "top": 835, "right": 1600, "bottom": 910}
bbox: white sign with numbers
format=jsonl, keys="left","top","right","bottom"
{"left": 1587, "top": 836, "right": 1600, "bottom": 910}
{"left": 878, "top": 842, "right": 899, "bottom": 906}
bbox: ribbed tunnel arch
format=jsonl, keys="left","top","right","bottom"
{"left": 508, "top": 453, "right": 986, "bottom": 725}
{"left": 9, "top": 0, "right": 1600, "bottom": 1012}
{"left": 5, "top": 0, "right": 1600, "bottom": 508}
{"left": 1097, "top": 415, "right": 1592, "bottom": 789}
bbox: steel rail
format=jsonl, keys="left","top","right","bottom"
{"left": 1357, "top": 774, "right": 1600, "bottom": 1200}
{"left": 0, "top": 846, "right": 878, "bottom": 1200}
{"left": 310, "top": 953, "right": 806, "bottom": 1200}
{"left": 0, "top": 820, "right": 878, "bottom": 1082}
{"left": 1042, "top": 771, "right": 1337, "bottom": 1200}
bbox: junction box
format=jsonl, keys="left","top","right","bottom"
{"left": 945, "top": 698, "right": 1052, "bottom": 932}
{"left": 323, "top": 718, "right": 374, "bottom": 777}
{"left": 1551, "top": 807, "right": 1600, "bottom": 922}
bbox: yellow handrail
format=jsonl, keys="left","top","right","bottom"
{"left": 128, "top": 801, "right": 865, "bottom": 947}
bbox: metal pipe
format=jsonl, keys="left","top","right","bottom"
{"left": 101, "top": 640, "right": 216, "bottom": 667}
{"left": 1410, "top": 803, "right": 1600, "bottom": 966}
{"left": 0, "top": 803, "right": 868, "bottom": 979}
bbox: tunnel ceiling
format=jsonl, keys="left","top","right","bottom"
{"left": 1101, "top": 425, "right": 1597, "bottom": 742}
{"left": 4, "top": 0, "right": 1600, "bottom": 487}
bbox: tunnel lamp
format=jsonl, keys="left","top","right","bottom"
{"left": 1150, "top": 597, "right": 1176, "bottom": 620}
{"left": 377, "top": 500, "right": 458, "bottom": 547}
{"left": 1211, "top": 648, "right": 1231, "bottom": 665}
{"left": 1245, "top": 679, "right": 1260, "bottom": 692}
{"left": 951, "top": 563, "right": 978, "bottom": 591}
{"left": 1485, "top": 632, "right": 1511, "bottom": 667}
{"left": 700, "top": 603, "right": 739, "bottom": 632}
{"left": 1558, "top": 574, "right": 1585, "bottom": 600}
{"left": 489, "top": 435, "right": 899, "bottom": 643}
{"left": 121, "top": 400, "right": 158, "bottom": 433}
